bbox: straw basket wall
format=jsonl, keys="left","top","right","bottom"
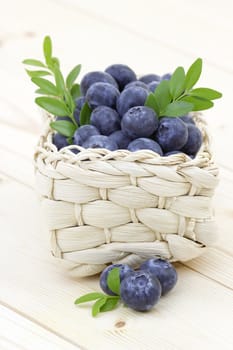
{"left": 35, "top": 113, "right": 219, "bottom": 277}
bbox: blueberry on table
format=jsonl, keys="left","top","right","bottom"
{"left": 140, "top": 258, "right": 177, "bottom": 295}
{"left": 128, "top": 138, "right": 163, "bottom": 155}
{"left": 120, "top": 271, "right": 161, "bottom": 311}
{"left": 139, "top": 73, "right": 161, "bottom": 84}
{"left": 124, "top": 80, "right": 149, "bottom": 91}
{"left": 52, "top": 133, "right": 69, "bottom": 150}
{"left": 80, "top": 71, "right": 118, "bottom": 95}
{"left": 121, "top": 106, "right": 159, "bottom": 139}
{"left": 86, "top": 82, "right": 120, "bottom": 110}
{"left": 179, "top": 115, "right": 196, "bottom": 125}
{"left": 82, "top": 135, "right": 118, "bottom": 151}
{"left": 100, "top": 264, "right": 134, "bottom": 296}
{"left": 109, "top": 130, "right": 132, "bottom": 149}
{"left": 148, "top": 80, "right": 160, "bottom": 92}
{"left": 155, "top": 117, "right": 188, "bottom": 152}
{"left": 73, "top": 125, "right": 100, "bottom": 146}
{"left": 161, "top": 72, "right": 172, "bottom": 80}
{"left": 105, "top": 64, "right": 136, "bottom": 91}
{"left": 116, "top": 86, "right": 148, "bottom": 117}
{"left": 180, "top": 124, "right": 203, "bottom": 156}
{"left": 90, "top": 106, "right": 121, "bottom": 136}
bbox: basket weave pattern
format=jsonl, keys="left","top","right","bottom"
{"left": 35, "top": 113, "right": 219, "bottom": 277}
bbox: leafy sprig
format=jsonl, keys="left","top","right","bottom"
{"left": 145, "top": 58, "right": 222, "bottom": 117}
{"left": 74, "top": 268, "right": 121, "bottom": 317}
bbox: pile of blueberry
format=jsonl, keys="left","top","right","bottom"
{"left": 53, "top": 64, "right": 203, "bottom": 158}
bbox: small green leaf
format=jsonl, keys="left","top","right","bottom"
{"left": 26, "top": 70, "right": 51, "bottom": 78}
{"left": 190, "top": 87, "right": 222, "bottom": 100}
{"left": 66, "top": 64, "right": 82, "bottom": 90}
{"left": 145, "top": 93, "right": 159, "bottom": 115}
{"left": 153, "top": 80, "right": 172, "bottom": 115}
{"left": 79, "top": 102, "right": 92, "bottom": 125}
{"left": 163, "top": 101, "right": 193, "bottom": 117}
{"left": 54, "top": 66, "right": 65, "bottom": 94}
{"left": 35, "top": 96, "right": 70, "bottom": 116}
{"left": 43, "top": 36, "right": 52, "bottom": 65}
{"left": 92, "top": 297, "right": 107, "bottom": 317}
{"left": 35, "top": 88, "right": 47, "bottom": 95}
{"left": 71, "top": 84, "right": 81, "bottom": 100}
{"left": 50, "top": 120, "right": 76, "bottom": 137}
{"left": 31, "top": 77, "right": 59, "bottom": 95}
{"left": 51, "top": 57, "right": 60, "bottom": 68}
{"left": 22, "top": 59, "right": 46, "bottom": 68}
{"left": 170, "top": 66, "right": 185, "bottom": 99}
{"left": 180, "top": 96, "right": 213, "bottom": 111}
{"left": 64, "top": 91, "right": 75, "bottom": 116}
{"left": 100, "top": 297, "right": 119, "bottom": 313}
{"left": 184, "top": 58, "right": 202, "bottom": 90}
{"left": 74, "top": 292, "right": 105, "bottom": 305}
{"left": 107, "top": 267, "right": 120, "bottom": 295}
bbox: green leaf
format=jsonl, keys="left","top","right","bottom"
{"left": 79, "top": 102, "right": 92, "bottom": 125}
{"left": 145, "top": 93, "right": 159, "bottom": 115}
{"left": 31, "top": 77, "right": 59, "bottom": 95}
{"left": 163, "top": 101, "right": 193, "bottom": 117}
{"left": 53, "top": 66, "right": 65, "bottom": 94}
{"left": 64, "top": 91, "right": 75, "bottom": 115}
{"left": 26, "top": 70, "right": 51, "bottom": 78}
{"left": 66, "top": 64, "right": 81, "bottom": 90}
{"left": 92, "top": 297, "right": 107, "bottom": 317}
{"left": 180, "top": 95, "right": 214, "bottom": 111}
{"left": 50, "top": 120, "right": 76, "bottom": 137}
{"left": 71, "top": 84, "right": 81, "bottom": 100}
{"left": 35, "top": 96, "right": 70, "bottom": 116}
{"left": 35, "top": 88, "right": 47, "bottom": 95}
{"left": 74, "top": 292, "right": 105, "bottom": 305}
{"left": 107, "top": 267, "right": 120, "bottom": 295}
{"left": 184, "top": 58, "right": 202, "bottom": 90}
{"left": 51, "top": 57, "right": 60, "bottom": 68}
{"left": 190, "top": 87, "right": 222, "bottom": 100}
{"left": 170, "top": 66, "right": 185, "bottom": 99}
{"left": 22, "top": 59, "right": 46, "bottom": 68}
{"left": 43, "top": 36, "right": 52, "bottom": 65}
{"left": 100, "top": 297, "right": 119, "bottom": 313}
{"left": 153, "top": 80, "right": 172, "bottom": 115}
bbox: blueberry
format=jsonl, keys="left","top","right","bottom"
{"left": 105, "top": 64, "right": 136, "bottom": 91}
{"left": 161, "top": 73, "right": 172, "bottom": 80}
{"left": 139, "top": 74, "right": 161, "bottom": 84}
{"left": 148, "top": 80, "right": 160, "bottom": 92}
{"left": 124, "top": 80, "right": 149, "bottom": 91}
{"left": 116, "top": 87, "right": 149, "bottom": 117}
{"left": 52, "top": 133, "right": 69, "bottom": 150}
{"left": 120, "top": 271, "right": 161, "bottom": 311}
{"left": 128, "top": 138, "right": 163, "bottom": 155}
{"left": 164, "top": 150, "right": 183, "bottom": 156}
{"left": 80, "top": 71, "right": 118, "bottom": 95}
{"left": 100, "top": 264, "right": 134, "bottom": 296}
{"left": 90, "top": 106, "right": 121, "bottom": 136}
{"left": 86, "top": 82, "right": 120, "bottom": 110}
{"left": 155, "top": 117, "right": 188, "bottom": 152}
{"left": 180, "top": 124, "right": 203, "bottom": 156}
{"left": 121, "top": 106, "right": 158, "bottom": 139}
{"left": 73, "top": 125, "right": 100, "bottom": 146}
{"left": 75, "top": 96, "right": 86, "bottom": 110}
{"left": 140, "top": 258, "right": 177, "bottom": 295}
{"left": 82, "top": 135, "right": 118, "bottom": 151}
{"left": 179, "top": 115, "right": 196, "bottom": 125}
{"left": 109, "top": 130, "right": 132, "bottom": 149}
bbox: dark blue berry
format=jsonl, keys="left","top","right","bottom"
{"left": 73, "top": 125, "right": 100, "bottom": 146}
{"left": 86, "top": 82, "right": 120, "bottom": 110}
{"left": 105, "top": 64, "right": 136, "bottom": 91}
{"left": 164, "top": 150, "right": 183, "bottom": 156}
{"left": 140, "top": 258, "right": 177, "bottom": 295}
{"left": 155, "top": 117, "right": 188, "bottom": 152}
{"left": 148, "top": 80, "right": 160, "bottom": 92}
{"left": 162, "top": 73, "right": 172, "bottom": 80}
{"left": 116, "top": 87, "right": 148, "bottom": 117}
{"left": 179, "top": 115, "right": 196, "bottom": 125}
{"left": 82, "top": 135, "right": 118, "bottom": 151}
{"left": 90, "top": 106, "right": 121, "bottom": 136}
{"left": 139, "top": 74, "right": 161, "bottom": 84}
{"left": 120, "top": 271, "right": 161, "bottom": 311}
{"left": 128, "top": 138, "right": 163, "bottom": 155}
{"left": 75, "top": 96, "right": 86, "bottom": 110}
{"left": 124, "top": 80, "right": 149, "bottom": 91}
{"left": 80, "top": 71, "right": 118, "bottom": 95}
{"left": 52, "top": 133, "right": 69, "bottom": 150}
{"left": 121, "top": 106, "right": 158, "bottom": 139}
{"left": 100, "top": 264, "right": 134, "bottom": 296}
{"left": 180, "top": 124, "right": 203, "bottom": 156}
{"left": 109, "top": 130, "right": 132, "bottom": 149}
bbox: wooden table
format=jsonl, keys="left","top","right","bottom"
{"left": 0, "top": 0, "right": 233, "bottom": 349}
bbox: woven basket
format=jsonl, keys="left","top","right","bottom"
{"left": 35, "top": 112, "right": 219, "bottom": 277}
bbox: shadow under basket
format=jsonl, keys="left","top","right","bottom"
{"left": 35, "top": 113, "right": 219, "bottom": 277}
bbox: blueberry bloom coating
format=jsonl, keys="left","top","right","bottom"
{"left": 80, "top": 71, "right": 118, "bottom": 95}
{"left": 100, "top": 264, "right": 134, "bottom": 296}
{"left": 128, "top": 138, "right": 163, "bottom": 155}
{"left": 121, "top": 106, "right": 158, "bottom": 139}
{"left": 82, "top": 135, "right": 118, "bottom": 151}
{"left": 180, "top": 124, "right": 203, "bottom": 156}
{"left": 109, "top": 130, "right": 132, "bottom": 149}
{"left": 140, "top": 258, "right": 177, "bottom": 295}
{"left": 124, "top": 80, "right": 149, "bottom": 91}
{"left": 52, "top": 133, "right": 69, "bottom": 150}
{"left": 161, "top": 72, "right": 172, "bottom": 80}
{"left": 73, "top": 125, "right": 100, "bottom": 146}
{"left": 116, "top": 87, "right": 148, "bottom": 117}
{"left": 90, "top": 106, "right": 121, "bottom": 136}
{"left": 120, "top": 271, "right": 161, "bottom": 311}
{"left": 105, "top": 64, "right": 136, "bottom": 91}
{"left": 139, "top": 74, "right": 161, "bottom": 84}
{"left": 86, "top": 82, "right": 120, "bottom": 110}
{"left": 148, "top": 80, "right": 160, "bottom": 92}
{"left": 155, "top": 117, "right": 188, "bottom": 152}
{"left": 179, "top": 115, "right": 196, "bottom": 125}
